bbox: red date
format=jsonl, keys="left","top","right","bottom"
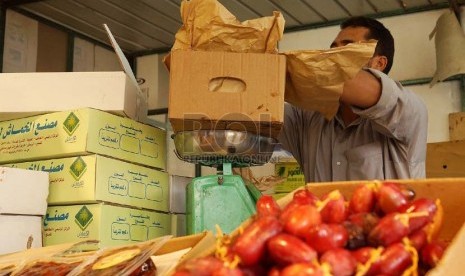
{"left": 267, "top": 233, "right": 317, "bottom": 266}
{"left": 305, "top": 224, "right": 348, "bottom": 254}
{"left": 349, "top": 184, "right": 376, "bottom": 214}
{"left": 231, "top": 216, "right": 282, "bottom": 266}
{"left": 421, "top": 240, "right": 447, "bottom": 268}
{"left": 280, "top": 263, "right": 325, "bottom": 276}
{"left": 320, "top": 248, "right": 357, "bottom": 276}
{"left": 256, "top": 195, "right": 281, "bottom": 218}
{"left": 281, "top": 204, "right": 321, "bottom": 238}
{"left": 319, "top": 190, "right": 348, "bottom": 224}
{"left": 376, "top": 182, "right": 410, "bottom": 214}
{"left": 368, "top": 213, "right": 410, "bottom": 246}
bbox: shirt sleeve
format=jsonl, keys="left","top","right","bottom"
{"left": 278, "top": 103, "right": 304, "bottom": 164}
{"left": 351, "top": 68, "right": 428, "bottom": 142}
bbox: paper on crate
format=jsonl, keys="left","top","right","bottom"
{"left": 5, "top": 155, "right": 169, "bottom": 211}
{"left": 0, "top": 25, "right": 147, "bottom": 123}
{"left": 0, "top": 167, "right": 48, "bottom": 215}
{"left": 43, "top": 203, "right": 172, "bottom": 249}
{"left": 0, "top": 215, "right": 42, "bottom": 255}
{"left": 0, "top": 108, "right": 166, "bottom": 170}
{"left": 168, "top": 50, "right": 285, "bottom": 139}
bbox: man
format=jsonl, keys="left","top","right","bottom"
{"left": 278, "top": 16, "right": 428, "bottom": 182}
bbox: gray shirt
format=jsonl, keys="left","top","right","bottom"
{"left": 278, "top": 69, "right": 428, "bottom": 183}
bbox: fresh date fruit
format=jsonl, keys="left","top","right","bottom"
{"left": 267, "top": 233, "right": 317, "bottom": 266}
{"left": 231, "top": 216, "right": 283, "bottom": 266}
{"left": 320, "top": 248, "right": 357, "bottom": 276}
{"left": 256, "top": 195, "right": 281, "bottom": 218}
{"left": 349, "top": 184, "right": 376, "bottom": 214}
{"left": 305, "top": 223, "right": 348, "bottom": 254}
{"left": 281, "top": 204, "right": 321, "bottom": 238}
{"left": 319, "top": 190, "right": 349, "bottom": 224}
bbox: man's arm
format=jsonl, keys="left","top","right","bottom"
{"left": 340, "top": 69, "right": 382, "bottom": 108}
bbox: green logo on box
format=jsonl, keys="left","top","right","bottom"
{"left": 63, "top": 112, "right": 80, "bottom": 135}
{"left": 70, "top": 157, "right": 87, "bottom": 181}
{"left": 75, "top": 206, "right": 93, "bottom": 231}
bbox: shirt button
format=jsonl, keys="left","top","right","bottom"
{"left": 336, "top": 161, "right": 341, "bottom": 166}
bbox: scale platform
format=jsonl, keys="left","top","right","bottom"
{"left": 172, "top": 130, "right": 277, "bottom": 234}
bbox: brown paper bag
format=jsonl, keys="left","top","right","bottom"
{"left": 283, "top": 41, "right": 377, "bottom": 119}
{"left": 172, "top": 0, "right": 285, "bottom": 53}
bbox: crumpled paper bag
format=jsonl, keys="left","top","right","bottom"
{"left": 233, "top": 167, "right": 285, "bottom": 193}
{"left": 283, "top": 41, "right": 377, "bottom": 119}
{"left": 429, "top": 10, "right": 465, "bottom": 87}
{"left": 171, "top": 0, "right": 285, "bottom": 53}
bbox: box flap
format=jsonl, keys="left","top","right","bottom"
{"left": 103, "top": 24, "right": 148, "bottom": 122}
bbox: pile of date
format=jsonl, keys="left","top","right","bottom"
{"left": 174, "top": 181, "right": 448, "bottom": 276}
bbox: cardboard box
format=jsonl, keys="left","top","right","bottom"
{"left": 153, "top": 231, "right": 216, "bottom": 276}
{"left": 426, "top": 140, "right": 465, "bottom": 178}
{"left": 0, "top": 215, "right": 42, "bottom": 255}
{"left": 0, "top": 25, "right": 148, "bottom": 123}
{"left": 169, "top": 175, "right": 192, "bottom": 213}
{"left": 166, "top": 130, "right": 195, "bottom": 178}
{"left": 172, "top": 178, "right": 465, "bottom": 275}
{"left": 0, "top": 167, "right": 49, "bottom": 215}
{"left": 171, "top": 213, "right": 187, "bottom": 237}
{"left": 274, "top": 162, "right": 305, "bottom": 192}
{"left": 0, "top": 72, "right": 146, "bottom": 122}
{"left": 0, "top": 108, "right": 166, "bottom": 170}
{"left": 168, "top": 50, "right": 285, "bottom": 138}
{"left": 43, "top": 203, "right": 172, "bottom": 249}
{"left": 5, "top": 155, "right": 169, "bottom": 211}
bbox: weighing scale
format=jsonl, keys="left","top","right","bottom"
{"left": 172, "top": 130, "right": 277, "bottom": 234}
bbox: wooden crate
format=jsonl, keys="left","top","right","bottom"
{"left": 449, "top": 112, "right": 465, "bottom": 141}
{"left": 426, "top": 140, "right": 465, "bottom": 177}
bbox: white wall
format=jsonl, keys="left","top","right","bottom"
{"left": 280, "top": 8, "right": 463, "bottom": 143}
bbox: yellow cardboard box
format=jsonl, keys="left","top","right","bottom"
{"left": 274, "top": 162, "right": 305, "bottom": 192}
{"left": 168, "top": 50, "right": 285, "bottom": 138}
{"left": 5, "top": 155, "right": 169, "bottom": 211}
{"left": 0, "top": 108, "right": 166, "bottom": 170}
{"left": 43, "top": 203, "right": 171, "bottom": 249}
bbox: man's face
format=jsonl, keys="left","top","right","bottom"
{"left": 330, "top": 26, "right": 370, "bottom": 48}
{"left": 331, "top": 26, "right": 385, "bottom": 72}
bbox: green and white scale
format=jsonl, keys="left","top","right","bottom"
{"left": 172, "top": 130, "right": 276, "bottom": 234}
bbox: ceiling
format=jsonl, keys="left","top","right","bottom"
{"left": 2, "top": 0, "right": 455, "bottom": 57}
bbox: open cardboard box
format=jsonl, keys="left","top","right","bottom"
{"left": 168, "top": 50, "right": 286, "bottom": 139}
{"left": 167, "top": 178, "right": 465, "bottom": 275}
{"left": 153, "top": 231, "right": 216, "bottom": 276}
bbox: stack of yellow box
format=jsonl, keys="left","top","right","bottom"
{"left": 0, "top": 107, "right": 172, "bottom": 249}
